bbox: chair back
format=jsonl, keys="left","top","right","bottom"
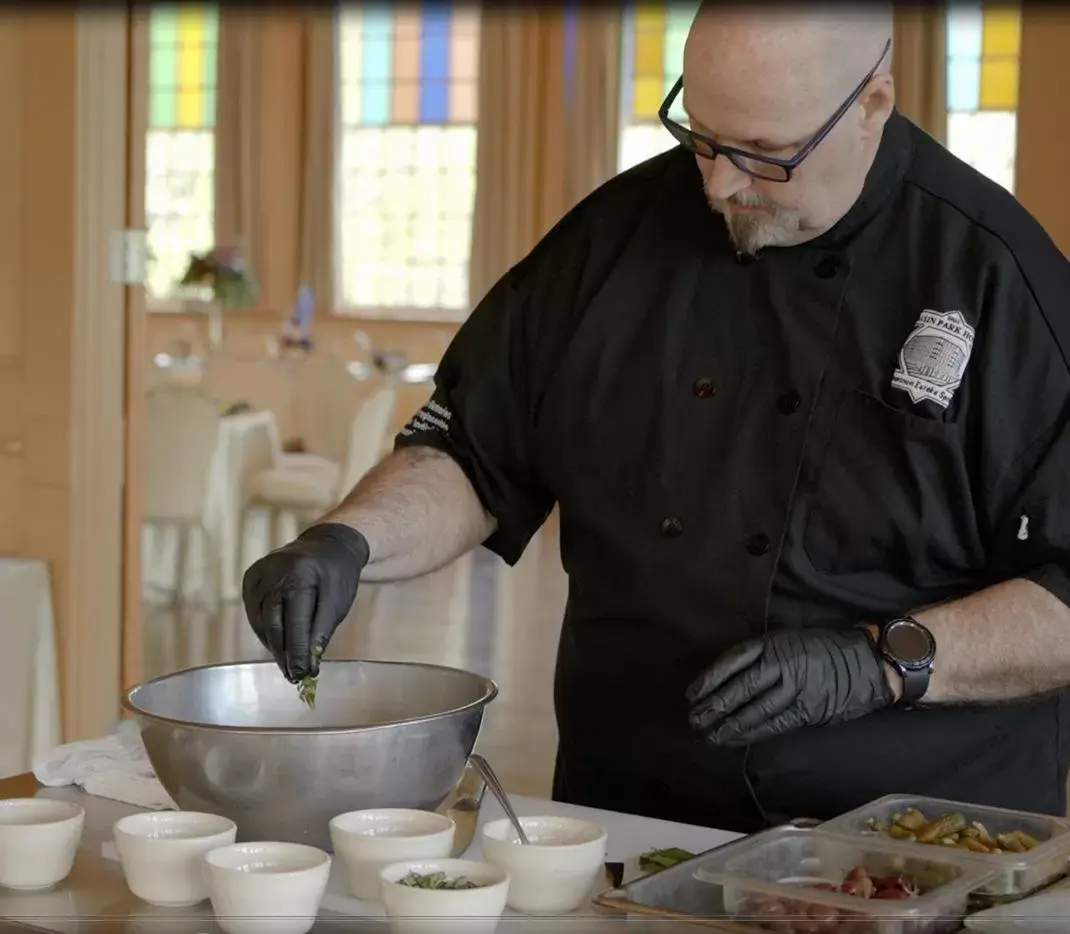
{"left": 338, "top": 384, "right": 399, "bottom": 496}
{"left": 144, "top": 387, "right": 221, "bottom": 522}
{"left": 200, "top": 355, "right": 298, "bottom": 442}
{"left": 292, "top": 354, "right": 367, "bottom": 463}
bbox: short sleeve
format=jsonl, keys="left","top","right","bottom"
{"left": 991, "top": 415, "right": 1070, "bottom": 607}
{"left": 394, "top": 260, "right": 556, "bottom": 565}
{"left": 982, "top": 246, "right": 1070, "bottom": 607}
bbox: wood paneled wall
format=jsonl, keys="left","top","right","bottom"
{"left": 1017, "top": 8, "right": 1070, "bottom": 255}
{"left": 0, "top": 11, "right": 127, "bottom": 742}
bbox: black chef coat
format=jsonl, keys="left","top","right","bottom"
{"left": 394, "top": 109, "right": 1070, "bottom": 833}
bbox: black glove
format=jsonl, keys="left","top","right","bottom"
{"left": 242, "top": 523, "right": 370, "bottom": 683}
{"left": 686, "top": 628, "right": 895, "bottom": 746}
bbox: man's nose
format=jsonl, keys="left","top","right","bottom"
{"left": 701, "top": 154, "right": 753, "bottom": 201}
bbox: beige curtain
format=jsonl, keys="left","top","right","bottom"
{"left": 214, "top": 11, "right": 262, "bottom": 268}
{"left": 892, "top": 5, "right": 947, "bottom": 143}
{"left": 467, "top": 6, "right": 622, "bottom": 306}
{"left": 296, "top": 11, "right": 337, "bottom": 312}
{"left": 566, "top": 8, "right": 621, "bottom": 209}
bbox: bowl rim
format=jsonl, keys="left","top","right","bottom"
{"left": 0, "top": 798, "right": 85, "bottom": 825}
{"left": 481, "top": 815, "right": 608, "bottom": 849}
{"left": 379, "top": 857, "right": 510, "bottom": 889}
{"left": 113, "top": 810, "right": 237, "bottom": 839}
{"left": 203, "top": 840, "right": 331, "bottom": 874}
{"left": 328, "top": 808, "right": 456, "bottom": 836}
{"left": 120, "top": 659, "right": 499, "bottom": 734}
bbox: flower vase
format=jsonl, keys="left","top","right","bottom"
{"left": 207, "top": 304, "right": 224, "bottom": 353}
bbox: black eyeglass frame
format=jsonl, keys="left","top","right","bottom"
{"left": 657, "top": 38, "right": 892, "bottom": 182}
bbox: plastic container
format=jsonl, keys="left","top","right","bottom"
{"left": 693, "top": 826, "right": 994, "bottom": 934}
{"left": 822, "top": 795, "right": 1070, "bottom": 897}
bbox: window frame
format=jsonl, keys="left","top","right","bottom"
{"left": 331, "top": 5, "right": 481, "bottom": 324}
{"left": 616, "top": 1, "right": 699, "bottom": 174}
{"left": 142, "top": 5, "right": 220, "bottom": 314}
{"left": 942, "top": 2, "right": 1021, "bottom": 194}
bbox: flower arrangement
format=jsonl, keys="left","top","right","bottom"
{"left": 179, "top": 245, "right": 259, "bottom": 308}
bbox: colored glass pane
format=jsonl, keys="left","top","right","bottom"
{"left": 982, "top": 7, "right": 1021, "bottom": 57}
{"left": 618, "top": 0, "right": 700, "bottom": 172}
{"left": 336, "top": 5, "right": 481, "bottom": 313}
{"left": 947, "top": 58, "right": 981, "bottom": 111}
{"left": 338, "top": 3, "right": 480, "bottom": 127}
{"left": 980, "top": 58, "right": 1018, "bottom": 109}
{"left": 145, "top": 4, "right": 218, "bottom": 301}
{"left": 944, "top": 4, "right": 1020, "bottom": 194}
{"left": 148, "top": 5, "right": 218, "bottom": 130}
{"left": 946, "top": 3, "right": 1021, "bottom": 113}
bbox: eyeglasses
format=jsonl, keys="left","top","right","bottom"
{"left": 657, "top": 38, "right": 891, "bottom": 183}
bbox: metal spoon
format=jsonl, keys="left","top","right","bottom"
{"left": 467, "top": 753, "right": 530, "bottom": 845}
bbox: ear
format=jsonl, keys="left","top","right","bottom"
{"left": 858, "top": 73, "right": 895, "bottom": 138}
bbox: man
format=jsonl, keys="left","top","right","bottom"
{"left": 243, "top": 5, "right": 1070, "bottom": 833}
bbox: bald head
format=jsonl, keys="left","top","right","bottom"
{"left": 678, "top": 4, "right": 896, "bottom": 254}
{"left": 683, "top": 4, "right": 892, "bottom": 139}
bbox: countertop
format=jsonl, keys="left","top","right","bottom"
{"left": 0, "top": 773, "right": 745, "bottom": 932}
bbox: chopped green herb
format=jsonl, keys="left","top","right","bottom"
{"left": 638, "top": 847, "right": 695, "bottom": 873}
{"left": 397, "top": 871, "right": 482, "bottom": 890}
{"left": 298, "top": 645, "right": 325, "bottom": 709}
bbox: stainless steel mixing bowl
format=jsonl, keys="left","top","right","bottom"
{"left": 121, "top": 659, "right": 498, "bottom": 850}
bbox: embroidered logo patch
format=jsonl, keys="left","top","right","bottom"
{"left": 891, "top": 309, "right": 975, "bottom": 409}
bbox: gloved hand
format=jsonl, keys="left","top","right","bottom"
{"left": 686, "top": 628, "right": 895, "bottom": 746}
{"left": 242, "top": 523, "right": 370, "bottom": 683}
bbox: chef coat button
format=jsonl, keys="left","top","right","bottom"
{"left": 777, "top": 390, "right": 801, "bottom": 414}
{"left": 814, "top": 255, "right": 841, "bottom": 278}
{"left": 744, "top": 532, "right": 771, "bottom": 556}
{"left": 661, "top": 517, "right": 684, "bottom": 538}
{"left": 734, "top": 251, "right": 756, "bottom": 267}
{"left": 693, "top": 377, "right": 718, "bottom": 398}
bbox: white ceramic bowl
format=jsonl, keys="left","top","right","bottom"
{"left": 204, "top": 841, "right": 331, "bottom": 934}
{"left": 379, "top": 858, "right": 509, "bottom": 933}
{"left": 480, "top": 816, "right": 607, "bottom": 914}
{"left": 0, "top": 798, "right": 84, "bottom": 890}
{"left": 113, "top": 810, "right": 237, "bottom": 907}
{"left": 329, "top": 808, "right": 455, "bottom": 901}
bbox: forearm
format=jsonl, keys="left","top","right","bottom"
{"left": 875, "top": 578, "right": 1070, "bottom": 705}
{"left": 319, "top": 445, "right": 496, "bottom": 582}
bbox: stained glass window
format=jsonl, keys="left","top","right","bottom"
{"left": 336, "top": 4, "right": 480, "bottom": 317}
{"left": 945, "top": 3, "right": 1021, "bottom": 193}
{"left": 617, "top": 1, "right": 698, "bottom": 173}
{"left": 145, "top": 5, "right": 219, "bottom": 302}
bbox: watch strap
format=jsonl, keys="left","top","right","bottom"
{"left": 897, "top": 662, "right": 931, "bottom": 705}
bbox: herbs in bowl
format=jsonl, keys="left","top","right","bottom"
{"left": 398, "top": 871, "right": 483, "bottom": 890}
{"left": 379, "top": 859, "right": 510, "bottom": 920}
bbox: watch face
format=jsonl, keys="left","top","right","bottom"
{"left": 886, "top": 620, "right": 934, "bottom": 665}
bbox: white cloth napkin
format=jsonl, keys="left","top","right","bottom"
{"left": 31, "top": 719, "right": 176, "bottom": 810}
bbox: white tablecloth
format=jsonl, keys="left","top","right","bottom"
{"left": 142, "top": 409, "right": 278, "bottom": 602}
{"left": 0, "top": 558, "right": 61, "bottom": 778}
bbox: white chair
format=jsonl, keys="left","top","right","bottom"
{"left": 143, "top": 387, "right": 222, "bottom": 604}
{"left": 291, "top": 354, "right": 371, "bottom": 465}
{"left": 200, "top": 354, "right": 299, "bottom": 443}
{"left": 243, "top": 384, "right": 398, "bottom": 547}
{"left": 0, "top": 558, "right": 60, "bottom": 778}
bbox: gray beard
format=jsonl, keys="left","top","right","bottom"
{"left": 708, "top": 194, "right": 802, "bottom": 254}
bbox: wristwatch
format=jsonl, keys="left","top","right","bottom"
{"left": 877, "top": 617, "right": 936, "bottom": 705}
